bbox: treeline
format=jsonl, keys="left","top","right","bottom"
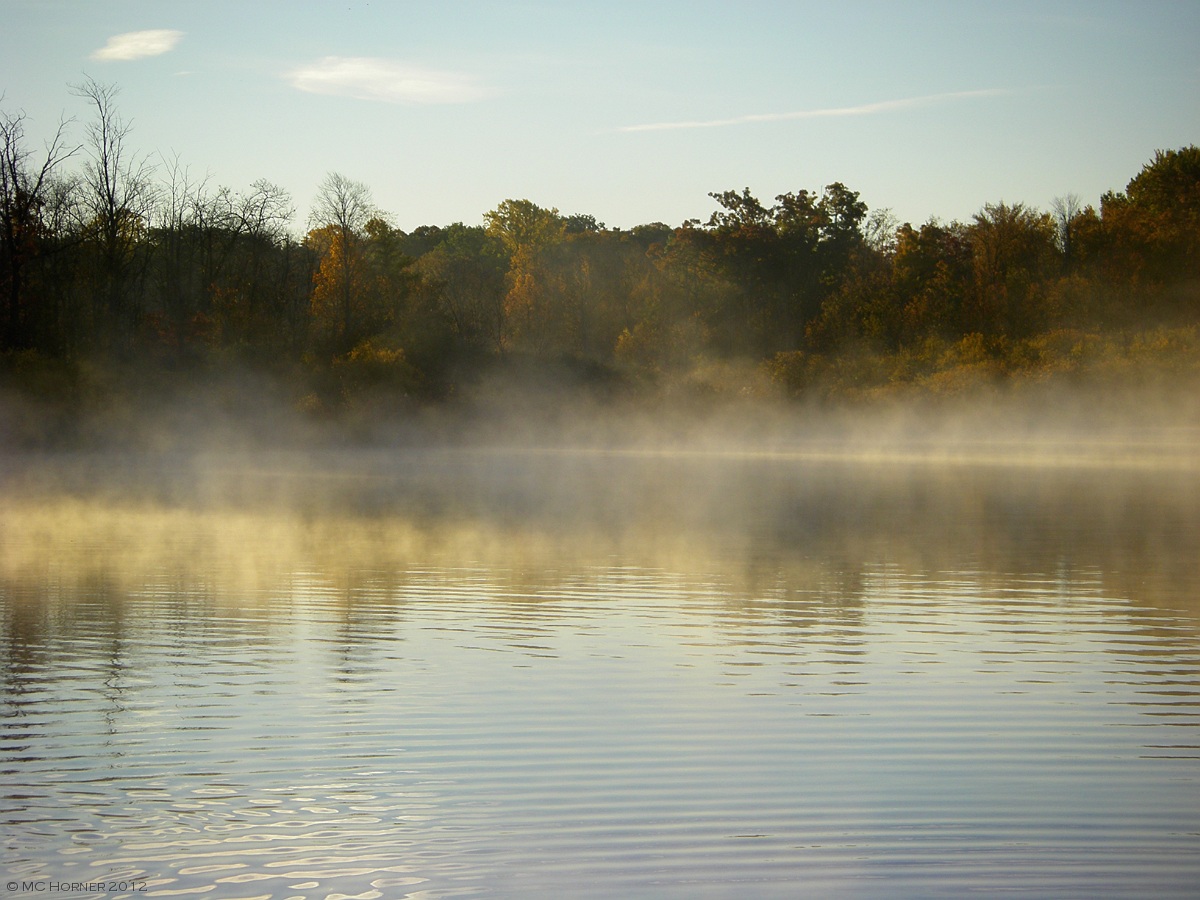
{"left": 3, "top": 81, "right": 1199, "bottom": 417}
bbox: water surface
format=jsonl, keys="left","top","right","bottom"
{"left": 2, "top": 452, "right": 1199, "bottom": 897}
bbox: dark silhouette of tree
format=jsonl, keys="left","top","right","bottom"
{"left": 0, "top": 104, "right": 77, "bottom": 350}
{"left": 416, "top": 224, "right": 507, "bottom": 354}
{"left": 966, "top": 202, "right": 1056, "bottom": 336}
{"left": 72, "top": 78, "right": 158, "bottom": 348}
{"left": 3, "top": 79, "right": 1199, "bottom": 415}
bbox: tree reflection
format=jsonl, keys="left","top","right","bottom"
{"left": 1, "top": 458, "right": 1197, "bottom": 664}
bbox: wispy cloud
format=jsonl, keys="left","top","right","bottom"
{"left": 619, "top": 89, "right": 1010, "bottom": 132}
{"left": 287, "top": 57, "right": 490, "bottom": 104}
{"left": 90, "top": 29, "right": 183, "bottom": 62}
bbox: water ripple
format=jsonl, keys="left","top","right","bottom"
{"left": 3, "top": 470, "right": 1200, "bottom": 897}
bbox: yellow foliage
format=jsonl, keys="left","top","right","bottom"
{"left": 330, "top": 339, "right": 419, "bottom": 397}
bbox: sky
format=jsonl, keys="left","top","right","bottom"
{"left": 3, "top": 0, "right": 1199, "bottom": 234}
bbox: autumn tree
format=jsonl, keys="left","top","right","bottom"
{"left": 706, "top": 188, "right": 772, "bottom": 230}
{"left": 965, "top": 202, "right": 1056, "bottom": 335}
{"left": 618, "top": 223, "right": 729, "bottom": 372}
{"left": 1117, "top": 146, "right": 1200, "bottom": 288}
{"left": 892, "top": 220, "right": 972, "bottom": 342}
{"left": 307, "top": 172, "right": 377, "bottom": 352}
{"left": 564, "top": 212, "right": 605, "bottom": 234}
{"left": 483, "top": 199, "right": 565, "bottom": 350}
{"left": 697, "top": 182, "right": 870, "bottom": 354}
{"left": 862, "top": 208, "right": 900, "bottom": 258}
{"left": 484, "top": 198, "right": 565, "bottom": 254}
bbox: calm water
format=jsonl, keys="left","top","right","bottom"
{"left": 2, "top": 451, "right": 1199, "bottom": 898}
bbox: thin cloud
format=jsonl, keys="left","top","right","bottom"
{"left": 619, "top": 89, "right": 1010, "bottom": 132}
{"left": 91, "top": 29, "right": 183, "bottom": 62}
{"left": 287, "top": 57, "right": 490, "bottom": 104}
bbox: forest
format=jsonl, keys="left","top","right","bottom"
{"left": 2, "top": 81, "right": 1199, "bottom": 445}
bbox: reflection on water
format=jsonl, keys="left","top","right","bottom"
{"left": 2, "top": 453, "right": 1199, "bottom": 897}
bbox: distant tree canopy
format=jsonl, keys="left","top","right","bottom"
{"left": 1, "top": 83, "right": 1198, "bottom": 407}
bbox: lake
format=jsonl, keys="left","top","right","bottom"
{"left": 2, "top": 448, "right": 1199, "bottom": 898}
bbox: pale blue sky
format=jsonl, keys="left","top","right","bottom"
{"left": 3, "top": 0, "right": 1198, "bottom": 232}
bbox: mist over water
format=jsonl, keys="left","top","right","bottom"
{"left": 2, "top": 26, "right": 1197, "bottom": 895}
{"left": 2, "top": 382, "right": 1199, "bottom": 897}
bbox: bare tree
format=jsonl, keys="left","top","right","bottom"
{"left": 149, "top": 162, "right": 300, "bottom": 351}
{"left": 240, "top": 179, "right": 294, "bottom": 243}
{"left": 229, "top": 180, "right": 296, "bottom": 345}
{"left": 863, "top": 207, "right": 900, "bottom": 257}
{"left": 309, "top": 171, "right": 375, "bottom": 238}
{"left": 308, "top": 172, "right": 378, "bottom": 349}
{"left": 1051, "top": 193, "right": 1083, "bottom": 271}
{"left": 0, "top": 103, "right": 77, "bottom": 349}
{"left": 153, "top": 154, "right": 218, "bottom": 334}
{"left": 71, "top": 78, "right": 158, "bottom": 345}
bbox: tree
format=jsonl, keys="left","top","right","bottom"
{"left": 616, "top": 226, "right": 719, "bottom": 375}
{"left": 966, "top": 202, "right": 1056, "bottom": 335}
{"left": 149, "top": 157, "right": 225, "bottom": 345}
{"left": 0, "top": 104, "right": 77, "bottom": 350}
{"left": 307, "top": 172, "right": 378, "bottom": 351}
{"left": 1122, "top": 146, "right": 1200, "bottom": 284}
{"left": 698, "top": 188, "right": 779, "bottom": 353}
{"left": 363, "top": 216, "right": 415, "bottom": 328}
{"left": 814, "top": 183, "right": 869, "bottom": 305}
{"left": 483, "top": 199, "right": 565, "bottom": 349}
{"left": 483, "top": 199, "right": 564, "bottom": 255}
{"left": 416, "top": 224, "right": 508, "bottom": 353}
{"left": 311, "top": 171, "right": 375, "bottom": 239}
{"left": 817, "top": 182, "right": 867, "bottom": 247}
{"left": 706, "top": 188, "right": 772, "bottom": 230}
{"left": 399, "top": 224, "right": 445, "bottom": 259}
{"left": 204, "top": 179, "right": 299, "bottom": 351}
{"left": 772, "top": 189, "right": 824, "bottom": 241}
{"left": 564, "top": 212, "right": 605, "bottom": 234}
{"left": 862, "top": 208, "right": 900, "bottom": 258}
{"left": 1051, "top": 193, "right": 1083, "bottom": 271}
{"left": 239, "top": 179, "right": 294, "bottom": 242}
{"left": 892, "top": 220, "right": 972, "bottom": 342}
{"left": 72, "top": 78, "right": 158, "bottom": 347}
{"left": 540, "top": 229, "right": 642, "bottom": 359}
{"left": 629, "top": 222, "right": 673, "bottom": 249}
{"left": 232, "top": 180, "right": 298, "bottom": 347}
